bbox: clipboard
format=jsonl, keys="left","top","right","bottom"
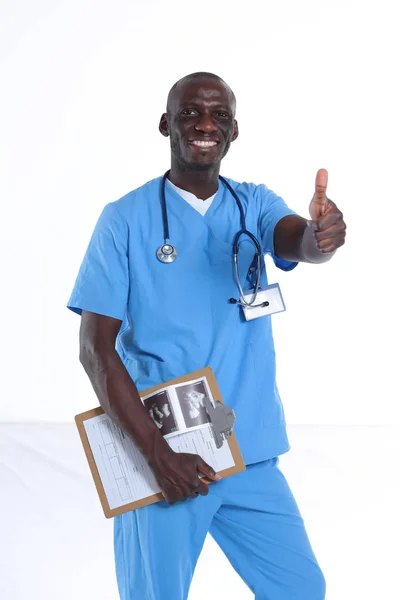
{"left": 75, "top": 367, "right": 245, "bottom": 518}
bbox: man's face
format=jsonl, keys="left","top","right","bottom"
{"left": 160, "top": 77, "right": 238, "bottom": 169}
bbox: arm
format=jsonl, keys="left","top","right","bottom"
{"left": 79, "top": 310, "right": 220, "bottom": 502}
{"left": 79, "top": 310, "right": 171, "bottom": 459}
{"left": 273, "top": 169, "right": 346, "bottom": 264}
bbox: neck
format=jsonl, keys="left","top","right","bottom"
{"left": 168, "top": 160, "right": 220, "bottom": 200}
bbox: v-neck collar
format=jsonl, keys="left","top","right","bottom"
{"left": 166, "top": 179, "right": 217, "bottom": 206}
{"left": 164, "top": 177, "right": 227, "bottom": 223}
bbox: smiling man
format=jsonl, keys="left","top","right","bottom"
{"left": 164, "top": 74, "right": 238, "bottom": 198}
{"left": 68, "top": 72, "right": 346, "bottom": 600}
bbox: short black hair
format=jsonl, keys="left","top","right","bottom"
{"left": 166, "top": 72, "right": 236, "bottom": 116}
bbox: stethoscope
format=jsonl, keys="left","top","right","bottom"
{"left": 157, "top": 170, "right": 269, "bottom": 308}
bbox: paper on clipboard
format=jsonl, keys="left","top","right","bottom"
{"left": 75, "top": 368, "right": 245, "bottom": 518}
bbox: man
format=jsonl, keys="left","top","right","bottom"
{"left": 68, "top": 72, "right": 346, "bottom": 600}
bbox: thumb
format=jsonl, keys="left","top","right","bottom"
{"left": 196, "top": 457, "right": 222, "bottom": 481}
{"left": 314, "top": 168, "right": 328, "bottom": 203}
{"left": 309, "top": 168, "right": 329, "bottom": 221}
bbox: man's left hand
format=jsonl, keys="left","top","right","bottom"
{"left": 309, "top": 169, "right": 347, "bottom": 253}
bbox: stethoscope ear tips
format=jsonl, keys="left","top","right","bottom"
{"left": 229, "top": 298, "right": 238, "bottom": 304}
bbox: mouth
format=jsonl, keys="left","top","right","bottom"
{"left": 189, "top": 139, "right": 219, "bottom": 149}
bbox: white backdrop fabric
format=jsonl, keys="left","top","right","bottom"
{"left": 2, "top": 2, "right": 399, "bottom": 598}
{"left": 2, "top": 0, "right": 400, "bottom": 426}
{"left": 1, "top": 424, "right": 398, "bottom": 600}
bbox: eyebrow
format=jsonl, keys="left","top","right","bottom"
{"left": 178, "top": 100, "right": 232, "bottom": 112}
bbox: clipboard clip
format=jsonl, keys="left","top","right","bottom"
{"left": 203, "top": 394, "right": 236, "bottom": 449}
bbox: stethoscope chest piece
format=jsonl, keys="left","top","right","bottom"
{"left": 156, "top": 243, "right": 178, "bottom": 263}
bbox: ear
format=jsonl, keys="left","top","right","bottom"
{"left": 159, "top": 113, "right": 169, "bottom": 137}
{"left": 231, "top": 119, "right": 239, "bottom": 142}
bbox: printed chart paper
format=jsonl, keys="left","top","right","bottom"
{"left": 83, "top": 376, "right": 235, "bottom": 510}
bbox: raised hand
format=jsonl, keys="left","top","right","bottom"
{"left": 309, "top": 169, "right": 346, "bottom": 253}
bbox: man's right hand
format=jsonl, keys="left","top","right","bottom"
{"left": 151, "top": 449, "right": 221, "bottom": 504}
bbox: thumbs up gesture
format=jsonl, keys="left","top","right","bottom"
{"left": 309, "top": 169, "right": 346, "bottom": 253}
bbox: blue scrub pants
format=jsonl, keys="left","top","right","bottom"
{"left": 114, "top": 459, "right": 326, "bottom": 600}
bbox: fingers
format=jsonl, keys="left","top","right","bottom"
{"left": 194, "top": 480, "right": 209, "bottom": 497}
{"left": 314, "top": 222, "right": 346, "bottom": 241}
{"left": 314, "top": 168, "right": 328, "bottom": 203}
{"left": 196, "top": 457, "right": 222, "bottom": 482}
{"left": 163, "top": 483, "right": 204, "bottom": 504}
{"left": 313, "top": 220, "right": 346, "bottom": 250}
{"left": 317, "top": 235, "right": 346, "bottom": 252}
{"left": 315, "top": 201, "right": 344, "bottom": 231}
{"left": 160, "top": 454, "right": 221, "bottom": 504}
{"left": 310, "top": 199, "right": 346, "bottom": 252}
{"left": 186, "top": 457, "right": 222, "bottom": 501}
{"left": 164, "top": 478, "right": 208, "bottom": 503}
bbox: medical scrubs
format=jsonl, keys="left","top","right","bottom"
{"left": 68, "top": 176, "right": 326, "bottom": 599}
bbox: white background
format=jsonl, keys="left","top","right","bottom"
{"left": 1, "top": 0, "right": 399, "bottom": 598}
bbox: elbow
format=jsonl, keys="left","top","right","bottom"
{"left": 79, "top": 342, "right": 92, "bottom": 372}
{"left": 79, "top": 334, "right": 100, "bottom": 373}
{"left": 79, "top": 337, "right": 114, "bottom": 376}
{"left": 79, "top": 313, "right": 118, "bottom": 373}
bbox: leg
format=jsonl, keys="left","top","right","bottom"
{"left": 210, "top": 459, "right": 326, "bottom": 600}
{"left": 114, "top": 493, "right": 220, "bottom": 600}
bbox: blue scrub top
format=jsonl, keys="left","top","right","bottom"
{"left": 67, "top": 176, "right": 298, "bottom": 464}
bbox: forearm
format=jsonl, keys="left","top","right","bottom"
{"left": 80, "top": 347, "right": 171, "bottom": 466}
{"left": 274, "top": 215, "right": 336, "bottom": 263}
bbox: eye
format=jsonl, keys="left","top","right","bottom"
{"left": 216, "top": 111, "right": 229, "bottom": 119}
{"left": 181, "top": 109, "right": 198, "bottom": 116}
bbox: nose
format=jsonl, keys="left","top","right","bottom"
{"left": 194, "top": 112, "right": 218, "bottom": 133}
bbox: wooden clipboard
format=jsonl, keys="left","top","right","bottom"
{"left": 75, "top": 367, "right": 245, "bottom": 518}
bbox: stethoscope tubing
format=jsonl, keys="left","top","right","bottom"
{"left": 158, "top": 170, "right": 268, "bottom": 308}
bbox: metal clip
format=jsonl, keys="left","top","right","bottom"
{"left": 203, "top": 395, "right": 236, "bottom": 449}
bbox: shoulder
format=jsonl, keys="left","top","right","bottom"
{"left": 219, "top": 176, "right": 274, "bottom": 208}
{"left": 220, "top": 176, "right": 258, "bottom": 195}
{"left": 92, "top": 177, "right": 162, "bottom": 237}
{"left": 111, "top": 176, "right": 162, "bottom": 217}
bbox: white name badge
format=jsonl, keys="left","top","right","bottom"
{"left": 241, "top": 283, "right": 286, "bottom": 321}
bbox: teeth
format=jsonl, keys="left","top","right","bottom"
{"left": 192, "top": 140, "right": 217, "bottom": 147}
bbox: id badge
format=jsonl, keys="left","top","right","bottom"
{"left": 241, "top": 283, "right": 286, "bottom": 321}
